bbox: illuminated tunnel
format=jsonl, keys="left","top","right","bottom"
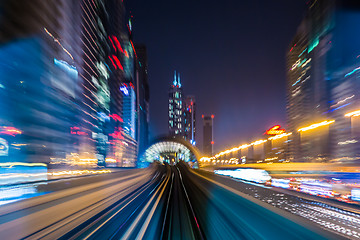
{"left": 139, "top": 136, "right": 201, "bottom": 168}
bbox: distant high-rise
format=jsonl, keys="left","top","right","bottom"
{"left": 168, "top": 71, "right": 185, "bottom": 137}
{"left": 203, "top": 115, "right": 214, "bottom": 156}
{"left": 184, "top": 96, "right": 196, "bottom": 145}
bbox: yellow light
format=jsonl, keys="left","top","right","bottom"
{"left": 297, "top": 120, "right": 335, "bottom": 132}
{"left": 265, "top": 157, "right": 278, "bottom": 161}
{"left": 251, "top": 139, "right": 267, "bottom": 146}
{"left": 105, "top": 158, "right": 117, "bottom": 163}
{"left": 200, "top": 157, "right": 213, "bottom": 162}
{"left": 240, "top": 144, "right": 251, "bottom": 149}
{"left": 268, "top": 132, "right": 292, "bottom": 140}
{"left": 49, "top": 169, "right": 111, "bottom": 176}
{"left": 345, "top": 110, "right": 360, "bottom": 118}
{"left": 213, "top": 141, "right": 263, "bottom": 159}
{"left": 11, "top": 143, "right": 27, "bottom": 147}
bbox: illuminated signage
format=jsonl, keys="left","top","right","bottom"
{"left": 265, "top": 125, "right": 286, "bottom": 135}
{"left": 120, "top": 86, "right": 129, "bottom": 95}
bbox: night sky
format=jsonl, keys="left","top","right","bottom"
{"left": 126, "top": 0, "right": 307, "bottom": 153}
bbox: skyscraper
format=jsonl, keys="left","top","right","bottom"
{"left": 184, "top": 96, "right": 196, "bottom": 145}
{"left": 202, "top": 115, "right": 214, "bottom": 156}
{"left": 168, "top": 71, "right": 185, "bottom": 137}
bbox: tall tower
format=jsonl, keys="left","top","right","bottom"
{"left": 185, "top": 96, "right": 196, "bottom": 144}
{"left": 168, "top": 71, "right": 184, "bottom": 137}
{"left": 202, "top": 115, "right": 214, "bottom": 156}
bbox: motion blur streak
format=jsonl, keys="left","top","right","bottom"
{"left": 0, "top": 168, "right": 155, "bottom": 239}
{"left": 0, "top": 163, "right": 343, "bottom": 240}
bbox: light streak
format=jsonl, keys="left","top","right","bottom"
{"left": 44, "top": 28, "right": 74, "bottom": 60}
{"left": 345, "top": 109, "right": 360, "bottom": 118}
{"left": 345, "top": 67, "right": 360, "bottom": 78}
{"left": 331, "top": 95, "right": 354, "bottom": 108}
{"left": 268, "top": 132, "right": 292, "bottom": 140}
{"left": 0, "top": 162, "right": 47, "bottom": 168}
{"left": 297, "top": 120, "right": 335, "bottom": 132}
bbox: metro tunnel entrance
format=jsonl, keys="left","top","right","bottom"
{"left": 139, "top": 137, "right": 201, "bottom": 168}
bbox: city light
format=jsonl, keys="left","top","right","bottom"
{"left": 251, "top": 139, "right": 267, "bottom": 146}
{"left": 338, "top": 140, "right": 358, "bottom": 145}
{"left": 0, "top": 162, "right": 47, "bottom": 168}
{"left": 297, "top": 120, "right": 335, "bottom": 132}
{"left": 265, "top": 125, "right": 286, "bottom": 135}
{"left": 268, "top": 132, "right": 292, "bottom": 140}
{"left": 213, "top": 140, "right": 266, "bottom": 159}
{"left": 105, "top": 158, "right": 117, "bottom": 163}
{"left": 0, "top": 126, "right": 22, "bottom": 136}
{"left": 345, "top": 109, "right": 360, "bottom": 118}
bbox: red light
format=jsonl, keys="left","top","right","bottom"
{"left": 290, "top": 44, "right": 296, "bottom": 52}
{"left": 202, "top": 115, "right": 204, "bottom": 118}
{"left": 130, "top": 40, "right": 137, "bottom": 58}
{"left": 109, "top": 114, "right": 123, "bottom": 122}
{"left": 265, "top": 125, "right": 286, "bottom": 135}
{"left": 108, "top": 56, "right": 117, "bottom": 70}
{"left": 211, "top": 141, "right": 214, "bottom": 145}
{"left": 112, "top": 55, "right": 123, "bottom": 71}
{"left": 112, "top": 36, "right": 124, "bottom": 53}
{"left": 109, "top": 127, "right": 124, "bottom": 140}
{"left": 70, "top": 127, "right": 87, "bottom": 135}
{"left": 109, "top": 36, "right": 116, "bottom": 52}
{"left": 211, "top": 115, "right": 214, "bottom": 118}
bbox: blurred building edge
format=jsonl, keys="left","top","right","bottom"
{"left": 134, "top": 44, "right": 150, "bottom": 165}
{"left": 286, "top": 0, "right": 360, "bottom": 164}
{"left": 0, "top": 0, "right": 147, "bottom": 168}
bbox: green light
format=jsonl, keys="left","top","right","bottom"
{"left": 298, "top": 58, "right": 307, "bottom": 68}
{"left": 308, "top": 38, "right": 319, "bottom": 53}
{"left": 298, "top": 48, "right": 307, "bottom": 57}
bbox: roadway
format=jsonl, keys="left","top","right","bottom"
{"left": 0, "top": 163, "right": 347, "bottom": 239}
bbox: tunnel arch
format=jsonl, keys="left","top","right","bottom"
{"left": 139, "top": 136, "right": 201, "bottom": 168}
